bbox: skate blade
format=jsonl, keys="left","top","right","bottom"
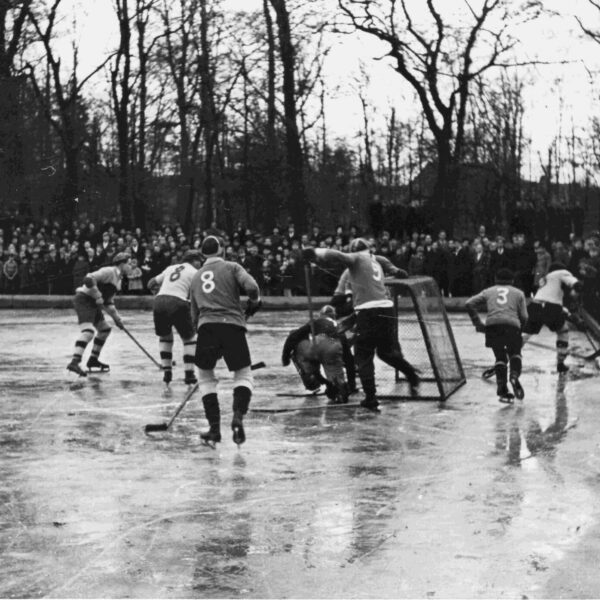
{"left": 88, "top": 367, "right": 109, "bottom": 373}
{"left": 201, "top": 439, "right": 218, "bottom": 450}
{"left": 498, "top": 395, "right": 515, "bottom": 405}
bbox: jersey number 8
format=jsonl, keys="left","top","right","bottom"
{"left": 201, "top": 271, "right": 215, "bottom": 293}
{"left": 169, "top": 264, "right": 185, "bottom": 282}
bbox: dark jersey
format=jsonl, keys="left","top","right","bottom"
{"left": 190, "top": 256, "right": 259, "bottom": 330}
{"left": 466, "top": 284, "right": 528, "bottom": 329}
{"left": 315, "top": 249, "right": 391, "bottom": 309}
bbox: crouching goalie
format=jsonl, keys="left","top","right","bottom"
{"left": 281, "top": 305, "right": 356, "bottom": 404}
{"left": 466, "top": 268, "right": 529, "bottom": 403}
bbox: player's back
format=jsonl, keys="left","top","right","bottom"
{"left": 157, "top": 263, "right": 197, "bottom": 301}
{"left": 191, "top": 257, "right": 258, "bottom": 329}
{"left": 348, "top": 253, "right": 390, "bottom": 308}
{"left": 534, "top": 269, "right": 578, "bottom": 305}
{"left": 469, "top": 284, "right": 527, "bottom": 329}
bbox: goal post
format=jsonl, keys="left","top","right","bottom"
{"left": 374, "top": 276, "right": 466, "bottom": 401}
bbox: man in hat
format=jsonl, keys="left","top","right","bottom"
{"left": 66, "top": 252, "right": 130, "bottom": 376}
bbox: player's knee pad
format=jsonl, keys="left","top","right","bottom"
{"left": 78, "top": 326, "right": 95, "bottom": 344}
{"left": 232, "top": 366, "right": 253, "bottom": 391}
{"left": 95, "top": 326, "right": 111, "bottom": 340}
{"left": 556, "top": 328, "right": 569, "bottom": 347}
{"left": 198, "top": 368, "right": 218, "bottom": 396}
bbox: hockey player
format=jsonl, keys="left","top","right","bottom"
{"left": 303, "top": 238, "right": 419, "bottom": 412}
{"left": 190, "top": 235, "right": 261, "bottom": 447}
{"left": 523, "top": 262, "right": 582, "bottom": 373}
{"left": 148, "top": 250, "right": 204, "bottom": 385}
{"left": 281, "top": 304, "right": 356, "bottom": 403}
{"left": 465, "top": 268, "right": 529, "bottom": 403}
{"left": 66, "top": 252, "right": 130, "bottom": 377}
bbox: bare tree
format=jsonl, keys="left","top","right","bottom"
{"left": 338, "top": 0, "right": 543, "bottom": 234}
{"left": 269, "top": 0, "right": 307, "bottom": 230}
{"left": 27, "top": 0, "right": 111, "bottom": 218}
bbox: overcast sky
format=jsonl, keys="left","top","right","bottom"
{"left": 60, "top": 0, "right": 600, "bottom": 178}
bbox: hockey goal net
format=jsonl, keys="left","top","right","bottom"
{"left": 374, "top": 276, "right": 466, "bottom": 401}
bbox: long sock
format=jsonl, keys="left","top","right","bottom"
{"left": 556, "top": 339, "right": 569, "bottom": 365}
{"left": 91, "top": 328, "right": 111, "bottom": 359}
{"left": 72, "top": 329, "right": 94, "bottom": 363}
{"left": 233, "top": 386, "right": 251, "bottom": 416}
{"left": 183, "top": 339, "right": 196, "bottom": 377}
{"left": 202, "top": 393, "right": 220, "bottom": 429}
{"left": 509, "top": 354, "right": 522, "bottom": 379}
{"left": 159, "top": 337, "right": 174, "bottom": 370}
{"left": 495, "top": 361, "right": 508, "bottom": 394}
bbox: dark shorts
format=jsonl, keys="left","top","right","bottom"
{"left": 195, "top": 323, "right": 251, "bottom": 371}
{"left": 485, "top": 324, "right": 522, "bottom": 355}
{"left": 73, "top": 293, "right": 105, "bottom": 326}
{"left": 524, "top": 301, "right": 566, "bottom": 334}
{"left": 153, "top": 295, "right": 194, "bottom": 339}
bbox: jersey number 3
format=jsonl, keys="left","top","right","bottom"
{"left": 496, "top": 287, "right": 509, "bottom": 305}
{"left": 201, "top": 271, "right": 215, "bottom": 293}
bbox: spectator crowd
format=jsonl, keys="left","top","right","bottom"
{"left": 1, "top": 215, "right": 600, "bottom": 313}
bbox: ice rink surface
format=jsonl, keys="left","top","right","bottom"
{"left": 1, "top": 309, "right": 600, "bottom": 599}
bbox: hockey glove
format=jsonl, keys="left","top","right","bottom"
{"left": 113, "top": 316, "right": 125, "bottom": 330}
{"left": 245, "top": 298, "right": 262, "bottom": 319}
{"left": 302, "top": 247, "right": 317, "bottom": 263}
{"left": 475, "top": 323, "right": 486, "bottom": 334}
{"left": 393, "top": 268, "right": 409, "bottom": 279}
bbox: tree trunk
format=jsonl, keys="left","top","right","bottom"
{"left": 269, "top": 0, "right": 306, "bottom": 230}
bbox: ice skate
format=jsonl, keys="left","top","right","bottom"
{"left": 87, "top": 356, "right": 109, "bottom": 373}
{"left": 509, "top": 375, "right": 525, "bottom": 400}
{"left": 163, "top": 368, "right": 172, "bottom": 385}
{"left": 497, "top": 384, "right": 515, "bottom": 404}
{"left": 184, "top": 372, "right": 198, "bottom": 385}
{"left": 231, "top": 413, "right": 246, "bottom": 446}
{"left": 67, "top": 360, "right": 87, "bottom": 377}
{"left": 200, "top": 427, "right": 221, "bottom": 449}
{"left": 360, "top": 395, "right": 380, "bottom": 413}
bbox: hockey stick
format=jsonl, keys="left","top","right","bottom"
{"left": 122, "top": 326, "right": 163, "bottom": 370}
{"left": 143, "top": 361, "right": 266, "bottom": 433}
{"left": 304, "top": 264, "right": 316, "bottom": 340}
{"left": 145, "top": 383, "right": 199, "bottom": 432}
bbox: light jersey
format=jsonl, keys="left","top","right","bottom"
{"left": 190, "top": 256, "right": 260, "bottom": 330}
{"left": 154, "top": 262, "right": 198, "bottom": 302}
{"left": 466, "top": 284, "right": 528, "bottom": 330}
{"left": 75, "top": 266, "right": 122, "bottom": 305}
{"left": 533, "top": 269, "right": 579, "bottom": 305}
{"left": 316, "top": 249, "right": 391, "bottom": 309}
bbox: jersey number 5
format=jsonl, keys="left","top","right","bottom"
{"left": 372, "top": 262, "right": 382, "bottom": 281}
{"left": 496, "top": 287, "right": 509, "bottom": 305}
{"left": 201, "top": 271, "right": 215, "bottom": 293}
